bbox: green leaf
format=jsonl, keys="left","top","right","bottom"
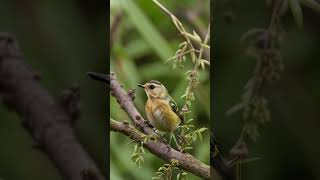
{"left": 300, "top": 0, "right": 320, "bottom": 13}
{"left": 135, "top": 158, "right": 140, "bottom": 165}
{"left": 186, "top": 119, "right": 194, "bottom": 124}
{"left": 158, "top": 166, "right": 164, "bottom": 171}
{"left": 140, "top": 146, "right": 145, "bottom": 154}
{"left": 190, "top": 49, "right": 196, "bottom": 63}
{"left": 289, "top": 0, "right": 304, "bottom": 28}
{"left": 240, "top": 28, "right": 266, "bottom": 42}
{"left": 241, "top": 157, "right": 261, "bottom": 164}
{"left": 177, "top": 173, "right": 181, "bottom": 180}
{"left": 125, "top": 38, "right": 151, "bottom": 59}
{"left": 184, "top": 146, "right": 193, "bottom": 150}
{"left": 143, "top": 136, "right": 148, "bottom": 144}
{"left": 192, "top": 134, "right": 197, "bottom": 142}
{"left": 133, "top": 144, "right": 138, "bottom": 152}
{"left": 197, "top": 132, "right": 203, "bottom": 142}
{"left": 185, "top": 134, "right": 192, "bottom": 139}
{"left": 165, "top": 55, "right": 176, "bottom": 63}
{"left": 131, "top": 153, "right": 138, "bottom": 160}
{"left": 179, "top": 41, "right": 187, "bottom": 49}
{"left": 139, "top": 156, "right": 144, "bottom": 162}
{"left": 126, "top": 140, "right": 137, "bottom": 146}
{"left": 120, "top": 0, "right": 173, "bottom": 60}
{"left": 198, "top": 127, "right": 207, "bottom": 133}
{"left": 172, "top": 16, "right": 184, "bottom": 32}
{"left": 200, "top": 59, "right": 205, "bottom": 70}
{"left": 182, "top": 32, "right": 202, "bottom": 43}
{"left": 193, "top": 30, "right": 202, "bottom": 42}
{"left": 226, "top": 102, "right": 245, "bottom": 116}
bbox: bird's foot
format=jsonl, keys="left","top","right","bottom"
{"left": 144, "top": 120, "right": 154, "bottom": 128}
{"left": 169, "top": 132, "right": 181, "bottom": 151}
{"left": 143, "top": 134, "right": 158, "bottom": 144}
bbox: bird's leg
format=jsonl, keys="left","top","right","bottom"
{"left": 144, "top": 120, "right": 154, "bottom": 129}
{"left": 149, "top": 129, "right": 169, "bottom": 144}
{"left": 144, "top": 134, "right": 158, "bottom": 143}
{"left": 153, "top": 129, "right": 163, "bottom": 137}
{"left": 154, "top": 129, "right": 159, "bottom": 134}
{"left": 170, "top": 132, "right": 181, "bottom": 150}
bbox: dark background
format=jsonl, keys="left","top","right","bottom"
{"left": 0, "top": 0, "right": 107, "bottom": 179}
{"left": 214, "top": 0, "right": 320, "bottom": 180}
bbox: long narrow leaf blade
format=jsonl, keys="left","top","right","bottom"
{"left": 300, "top": 0, "right": 320, "bottom": 13}
{"left": 120, "top": 0, "right": 173, "bottom": 60}
{"left": 289, "top": 0, "right": 304, "bottom": 28}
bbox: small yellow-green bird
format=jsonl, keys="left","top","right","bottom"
{"left": 138, "top": 80, "right": 182, "bottom": 148}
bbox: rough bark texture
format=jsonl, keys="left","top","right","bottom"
{"left": 0, "top": 33, "right": 105, "bottom": 180}
{"left": 111, "top": 119, "right": 211, "bottom": 179}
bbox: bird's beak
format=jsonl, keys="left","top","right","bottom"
{"left": 137, "top": 84, "right": 145, "bottom": 88}
{"left": 87, "top": 72, "right": 109, "bottom": 84}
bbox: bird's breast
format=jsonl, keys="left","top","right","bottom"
{"left": 145, "top": 99, "right": 180, "bottom": 132}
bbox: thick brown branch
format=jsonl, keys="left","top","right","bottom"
{"left": 110, "top": 119, "right": 211, "bottom": 179}
{"left": 109, "top": 72, "right": 154, "bottom": 135}
{"left": 109, "top": 72, "right": 211, "bottom": 179}
{"left": 0, "top": 33, "right": 105, "bottom": 180}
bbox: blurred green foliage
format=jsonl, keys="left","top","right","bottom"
{"left": 110, "top": 0, "right": 210, "bottom": 179}
{"left": 214, "top": 0, "right": 320, "bottom": 180}
{"left": 0, "top": 0, "right": 107, "bottom": 179}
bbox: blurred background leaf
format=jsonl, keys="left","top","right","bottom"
{"left": 214, "top": 0, "right": 320, "bottom": 179}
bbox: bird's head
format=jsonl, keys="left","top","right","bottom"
{"left": 138, "top": 80, "right": 168, "bottom": 99}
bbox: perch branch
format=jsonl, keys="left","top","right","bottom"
{"left": 109, "top": 72, "right": 154, "bottom": 135}
{"left": 109, "top": 72, "right": 211, "bottom": 179}
{"left": 110, "top": 119, "right": 212, "bottom": 179}
{"left": 0, "top": 33, "right": 105, "bottom": 180}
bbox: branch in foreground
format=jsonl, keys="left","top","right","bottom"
{"left": 110, "top": 119, "right": 211, "bottom": 179}
{"left": 0, "top": 33, "right": 105, "bottom": 180}
{"left": 109, "top": 72, "right": 211, "bottom": 179}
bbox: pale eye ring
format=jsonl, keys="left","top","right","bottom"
{"left": 149, "top": 85, "right": 155, "bottom": 89}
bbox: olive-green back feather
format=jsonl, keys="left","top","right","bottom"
{"left": 169, "top": 97, "right": 184, "bottom": 124}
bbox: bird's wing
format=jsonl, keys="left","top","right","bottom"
{"left": 169, "top": 97, "right": 185, "bottom": 123}
{"left": 169, "top": 97, "right": 179, "bottom": 113}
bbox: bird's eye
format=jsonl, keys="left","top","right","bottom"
{"left": 149, "top": 85, "right": 155, "bottom": 89}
